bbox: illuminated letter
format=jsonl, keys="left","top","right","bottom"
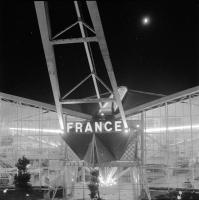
{"left": 75, "top": 122, "right": 82, "bottom": 133}
{"left": 104, "top": 121, "right": 112, "bottom": 132}
{"left": 67, "top": 122, "right": 73, "bottom": 133}
{"left": 95, "top": 122, "right": 102, "bottom": 133}
{"left": 85, "top": 122, "right": 93, "bottom": 133}
{"left": 115, "top": 121, "right": 122, "bottom": 132}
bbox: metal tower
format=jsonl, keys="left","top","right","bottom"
{"left": 34, "top": 1, "right": 128, "bottom": 132}
{"left": 34, "top": 1, "right": 151, "bottom": 200}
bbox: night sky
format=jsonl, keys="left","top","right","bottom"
{"left": 1, "top": 1, "right": 199, "bottom": 105}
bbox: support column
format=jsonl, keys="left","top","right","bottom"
{"left": 39, "top": 107, "right": 42, "bottom": 187}
{"left": 63, "top": 115, "right": 68, "bottom": 199}
{"left": 63, "top": 152, "right": 68, "bottom": 199}
{"left": 64, "top": 166, "right": 68, "bottom": 200}
{"left": 130, "top": 167, "right": 138, "bottom": 200}
{"left": 118, "top": 167, "right": 121, "bottom": 200}
{"left": 165, "top": 102, "right": 169, "bottom": 186}
{"left": 140, "top": 112, "right": 146, "bottom": 199}
{"left": 141, "top": 112, "right": 144, "bottom": 181}
{"left": 189, "top": 95, "right": 194, "bottom": 182}
{"left": 82, "top": 167, "right": 85, "bottom": 200}
{"left": 64, "top": 166, "right": 72, "bottom": 200}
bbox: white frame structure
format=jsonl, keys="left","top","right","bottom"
{"left": 34, "top": 1, "right": 129, "bottom": 131}
{"left": 33, "top": 1, "right": 150, "bottom": 199}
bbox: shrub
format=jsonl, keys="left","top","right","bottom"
{"left": 14, "top": 156, "right": 31, "bottom": 190}
{"left": 88, "top": 169, "right": 100, "bottom": 199}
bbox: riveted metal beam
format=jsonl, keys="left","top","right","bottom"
{"left": 34, "top": 2, "right": 65, "bottom": 129}
{"left": 86, "top": 1, "right": 128, "bottom": 129}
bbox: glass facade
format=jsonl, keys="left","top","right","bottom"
{"left": 0, "top": 97, "right": 81, "bottom": 187}
{"left": 127, "top": 91, "right": 199, "bottom": 189}
{"left": 0, "top": 88, "right": 199, "bottom": 193}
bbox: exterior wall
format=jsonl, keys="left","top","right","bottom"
{"left": 0, "top": 100, "right": 65, "bottom": 187}
{"left": 1, "top": 91, "right": 199, "bottom": 192}
{"left": 142, "top": 94, "right": 199, "bottom": 189}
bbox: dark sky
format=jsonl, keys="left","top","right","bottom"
{"left": 1, "top": 1, "right": 199, "bottom": 105}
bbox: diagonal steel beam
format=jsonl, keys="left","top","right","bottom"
{"left": 74, "top": 1, "right": 103, "bottom": 108}
{"left": 86, "top": 1, "right": 128, "bottom": 129}
{"left": 34, "top": 1, "right": 65, "bottom": 130}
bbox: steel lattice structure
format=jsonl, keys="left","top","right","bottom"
{"left": 34, "top": 1, "right": 129, "bottom": 131}
{"left": 34, "top": 1, "right": 153, "bottom": 199}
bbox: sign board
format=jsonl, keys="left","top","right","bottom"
{"left": 66, "top": 120, "right": 127, "bottom": 134}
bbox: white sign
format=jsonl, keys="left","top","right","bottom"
{"left": 66, "top": 121, "right": 124, "bottom": 133}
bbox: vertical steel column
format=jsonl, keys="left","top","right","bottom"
{"left": 165, "top": 102, "right": 169, "bottom": 186}
{"left": 64, "top": 114, "right": 68, "bottom": 199}
{"left": 141, "top": 112, "right": 144, "bottom": 167}
{"left": 74, "top": 1, "right": 102, "bottom": 108}
{"left": 144, "top": 112, "right": 147, "bottom": 167}
{"left": 16, "top": 102, "right": 19, "bottom": 163}
{"left": 63, "top": 161, "right": 67, "bottom": 199}
{"left": 189, "top": 95, "right": 194, "bottom": 182}
{"left": 140, "top": 111, "right": 145, "bottom": 198}
{"left": 140, "top": 111, "right": 151, "bottom": 200}
{"left": 82, "top": 167, "right": 85, "bottom": 200}
{"left": 34, "top": 2, "right": 64, "bottom": 130}
{"left": 118, "top": 167, "right": 121, "bottom": 200}
{"left": 64, "top": 166, "right": 69, "bottom": 199}
{"left": 39, "top": 106, "right": 42, "bottom": 187}
{"left": 86, "top": 1, "right": 128, "bottom": 129}
{"left": 130, "top": 167, "right": 138, "bottom": 200}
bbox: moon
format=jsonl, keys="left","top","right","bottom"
{"left": 141, "top": 16, "right": 151, "bottom": 25}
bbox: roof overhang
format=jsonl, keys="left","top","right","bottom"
{"left": 115, "top": 85, "right": 199, "bottom": 119}
{"left": 0, "top": 92, "right": 92, "bottom": 120}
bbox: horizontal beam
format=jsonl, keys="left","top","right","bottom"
{"left": 115, "top": 85, "right": 199, "bottom": 118}
{"left": 60, "top": 98, "right": 115, "bottom": 104}
{"left": 51, "top": 36, "right": 97, "bottom": 45}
